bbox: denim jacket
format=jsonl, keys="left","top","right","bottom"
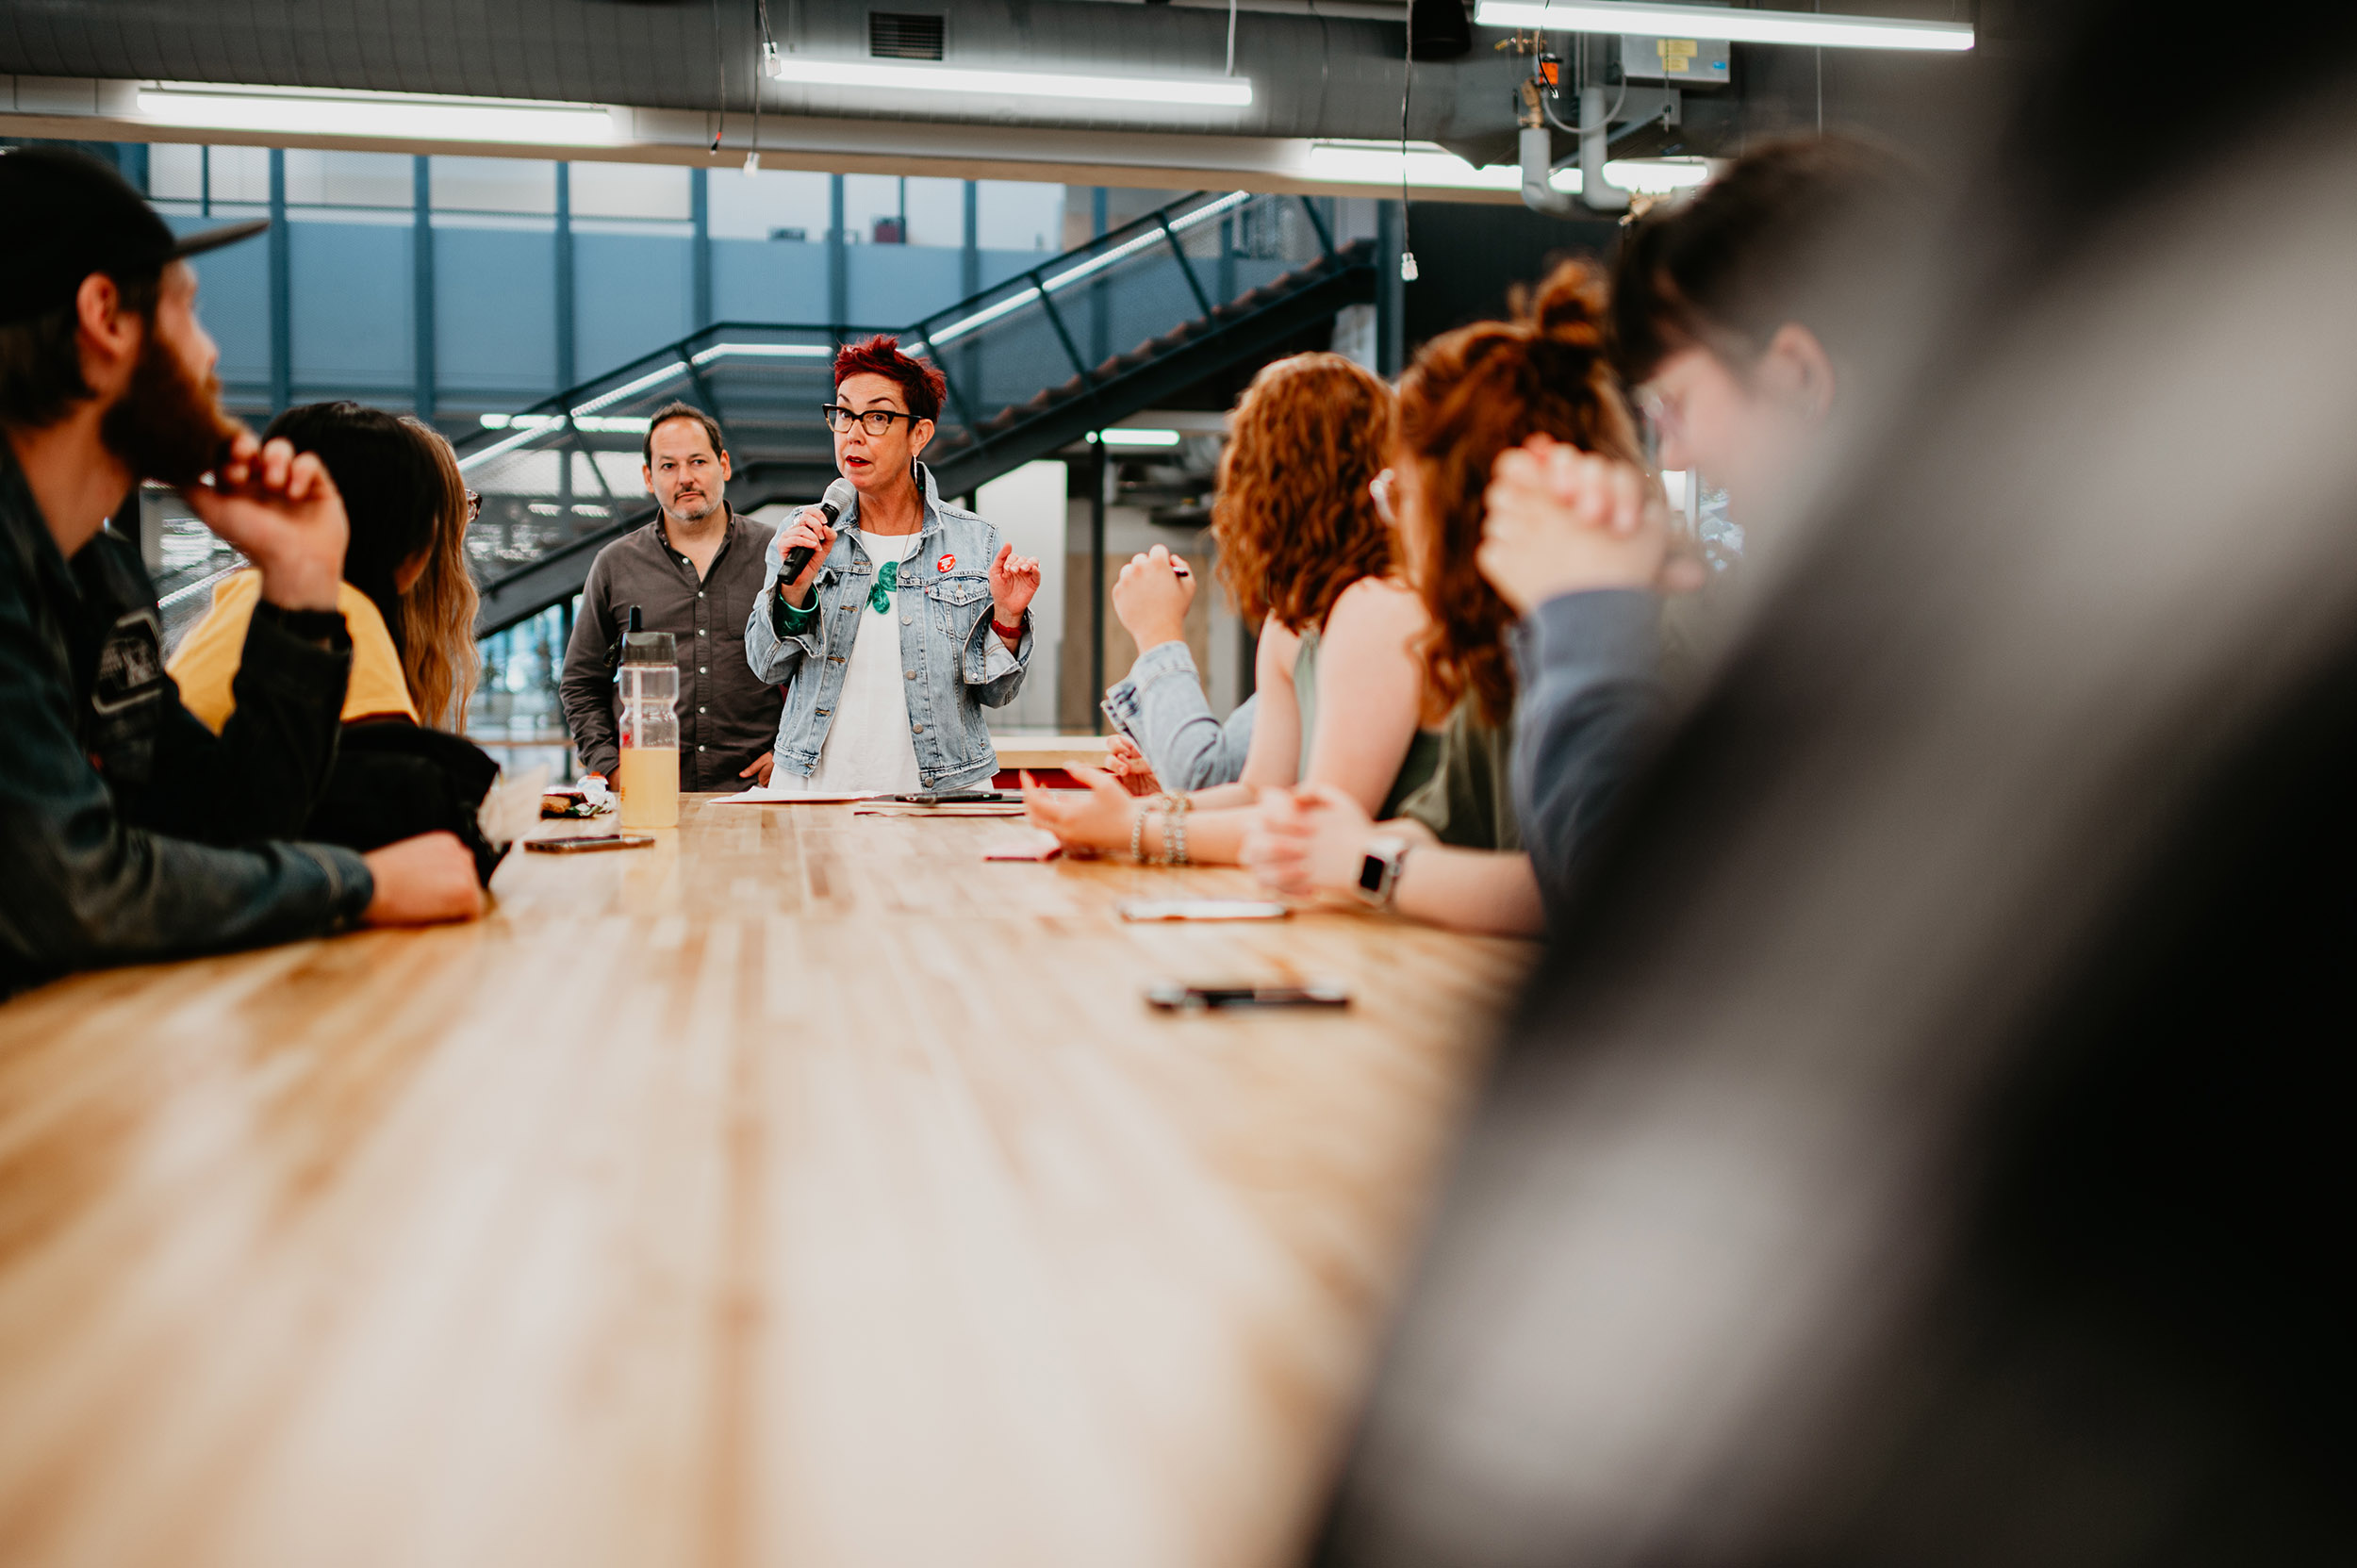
{"left": 1100, "top": 639, "right": 1256, "bottom": 791}
{"left": 0, "top": 445, "right": 373, "bottom": 997}
{"left": 744, "top": 463, "right": 1031, "bottom": 792}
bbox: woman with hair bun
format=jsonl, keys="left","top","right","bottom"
{"left": 1026, "top": 351, "right": 1439, "bottom": 866}
{"left": 1243, "top": 263, "right": 1679, "bottom": 934}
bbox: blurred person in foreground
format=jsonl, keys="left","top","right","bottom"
{"left": 1028, "top": 353, "right": 1436, "bottom": 864}
{"left": 559, "top": 401, "right": 782, "bottom": 794}
{"left": 171, "top": 403, "right": 508, "bottom": 880}
{"left": 0, "top": 149, "right": 481, "bottom": 998}
{"left": 1312, "top": 8, "right": 2356, "bottom": 1560}
{"left": 1476, "top": 137, "right": 1920, "bottom": 922}
{"left": 1243, "top": 264, "right": 1678, "bottom": 933}
{"left": 1098, "top": 543, "right": 1257, "bottom": 794}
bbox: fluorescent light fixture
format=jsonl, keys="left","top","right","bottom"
{"left": 1606, "top": 157, "right": 1714, "bottom": 193}
{"left": 1473, "top": 2, "right": 1972, "bottom": 51}
{"left": 690, "top": 342, "right": 835, "bottom": 365}
{"left": 765, "top": 56, "right": 1252, "bottom": 107}
{"left": 1098, "top": 428, "right": 1184, "bottom": 448}
{"left": 136, "top": 81, "right": 617, "bottom": 144}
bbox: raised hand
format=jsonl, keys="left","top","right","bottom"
{"left": 181, "top": 432, "right": 349, "bottom": 612}
{"left": 1111, "top": 544, "right": 1194, "bottom": 650}
{"left": 1478, "top": 436, "right": 1696, "bottom": 616}
{"left": 989, "top": 542, "right": 1042, "bottom": 627}
{"left": 776, "top": 506, "right": 837, "bottom": 605}
{"left": 1022, "top": 764, "right": 1141, "bottom": 858}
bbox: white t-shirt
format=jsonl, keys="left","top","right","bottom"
{"left": 774, "top": 530, "right": 924, "bottom": 794}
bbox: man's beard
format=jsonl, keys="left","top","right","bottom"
{"left": 98, "top": 329, "right": 240, "bottom": 487}
{"left": 667, "top": 488, "right": 723, "bottom": 525}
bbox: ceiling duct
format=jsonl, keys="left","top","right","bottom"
{"left": 868, "top": 12, "right": 948, "bottom": 60}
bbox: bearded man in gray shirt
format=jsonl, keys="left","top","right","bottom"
{"left": 558, "top": 403, "right": 783, "bottom": 791}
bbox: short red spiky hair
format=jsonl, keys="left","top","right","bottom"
{"left": 832, "top": 334, "right": 948, "bottom": 422}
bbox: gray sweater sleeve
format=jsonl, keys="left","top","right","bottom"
{"left": 1508, "top": 589, "right": 1667, "bottom": 912}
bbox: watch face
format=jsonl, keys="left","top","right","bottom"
{"left": 1358, "top": 853, "right": 1389, "bottom": 894}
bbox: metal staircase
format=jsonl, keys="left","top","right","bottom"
{"left": 461, "top": 189, "right": 1375, "bottom": 635}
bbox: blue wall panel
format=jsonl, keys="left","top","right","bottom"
{"left": 711, "top": 239, "right": 830, "bottom": 325}
{"left": 171, "top": 216, "right": 272, "bottom": 396}
{"left": 573, "top": 232, "right": 694, "bottom": 378}
{"left": 844, "top": 246, "right": 964, "bottom": 328}
{"left": 288, "top": 219, "right": 412, "bottom": 400}
{"left": 435, "top": 225, "right": 558, "bottom": 404}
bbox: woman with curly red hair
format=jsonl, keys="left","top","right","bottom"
{"left": 1243, "top": 263, "right": 1677, "bottom": 933}
{"left": 1026, "top": 351, "right": 1440, "bottom": 865}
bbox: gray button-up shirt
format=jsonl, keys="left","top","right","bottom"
{"left": 558, "top": 507, "right": 782, "bottom": 790}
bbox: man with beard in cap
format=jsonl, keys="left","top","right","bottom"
{"left": 0, "top": 147, "right": 484, "bottom": 997}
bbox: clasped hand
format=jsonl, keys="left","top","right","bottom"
{"left": 1478, "top": 436, "right": 1706, "bottom": 615}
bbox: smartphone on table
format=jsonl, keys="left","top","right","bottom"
{"left": 1145, "top": 982, "right": 1351, "bottom": 1013}
{"left": 524, "top": 834, "right": 656, "bottom": 853}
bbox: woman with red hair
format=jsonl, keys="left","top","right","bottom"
{"left": 1025, "top": 352, "right": 1440, "bottom": 866}
{"left": 746, "top": 335, "right": 1044, "bottom": 794}
{"left": 1242, "top": 264, "right": 1677, "bottom": 933}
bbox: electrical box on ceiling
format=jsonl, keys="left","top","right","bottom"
{"left": 1621, "top": 34, "right": 1731, "bottom": 86}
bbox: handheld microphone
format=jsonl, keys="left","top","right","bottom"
{"left": 781, "top": 477, "right": 858, "bottom": 587}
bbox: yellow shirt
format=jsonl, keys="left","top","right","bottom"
{"left": 168, "top": 569, "right": 419, "bottom": 734}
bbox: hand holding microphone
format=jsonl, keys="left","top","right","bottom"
{"left": 777, "top": 477, "right": 856, "bottom": 606}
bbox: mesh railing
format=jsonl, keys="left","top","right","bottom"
{"left": 454, "top": 189, "right": 1350, "bottom": 597}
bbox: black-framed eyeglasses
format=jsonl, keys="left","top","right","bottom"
{"left": 464, "top": 489, "right": 482, "bottom": 522}
{"left": 820, "top": 404, "right": 924, "bottom": 436}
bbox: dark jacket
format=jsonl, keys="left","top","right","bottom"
{"left": 557, "top": 507, "right": 782, "bottom": 789}
{"left": 0, "top": 447, "right": 373, "bottom": 997}
{"left": 1508, "top": 589, "right": 1668, "bottom": 920}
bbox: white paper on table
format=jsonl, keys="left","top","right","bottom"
{"left": 710, "top": 787, "right": 883, "bottom": 804}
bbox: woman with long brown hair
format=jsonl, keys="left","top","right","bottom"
{"left": 1027, "top": 351, "right": 1439, "bottom": 866}
{"left": 1244, "top": 263, "right": 1677, "bottom": 933}
{"left": 396, "top": 416, "right": 481, "bottom": 731}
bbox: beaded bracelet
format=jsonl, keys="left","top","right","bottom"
{"left": 1164, "top": 805, "right": 1189, "bottom": 866}
{"left": 1130, "top": 805, "right": 1150, "bottom": 865}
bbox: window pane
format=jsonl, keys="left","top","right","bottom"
{"left": 148, "top": 142, "right": 204, "bottom": 202}
{"left": 284, "top": 150, "right": 412, "bottom": 208}
{"left": 977, "top": 181, "right": 1063, "bottom": 252}
{"left": 206, "top": 146, "right": 273, "bottom": 206}
{"left": 904, "top": 176, "right": 964, "bottom": 249}
{"left": 569, "top": 160, "right": 691, "bottom": 222}
{"left": 431, "top": 156, "right": 556, "bottom": 214}
{"left": 706, "top": 165, "right": 831, "bottom": 241}
{"left": 843, "top": 173, "right": 900, "bottom": 243}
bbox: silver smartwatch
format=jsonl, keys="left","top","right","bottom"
{"left": 1353, "top": 834, "right": 1413, "bottom": 913}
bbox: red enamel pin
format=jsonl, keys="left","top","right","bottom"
{"left": 935, "top": 553, "right": 956, "bottom": 572}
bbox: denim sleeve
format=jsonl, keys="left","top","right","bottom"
{"left": 0, "top": 581, "right": 374, "bottom": 996}
{"left": 745, "top": 555, "right": 823, "bottom": 685}
{"left": 963, "top": 610, "right": 1030, "bottom": 706}
{"left": 1101, "top": 640, "right": 1248, "bottom": 791}
{"left": 1509, "top": 589, "right": 1666, "bottom": 911}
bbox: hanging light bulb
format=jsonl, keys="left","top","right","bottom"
{"left": 743, "top": 150, "right": 761, "bottom": 174}
{"left": 1401, "top": 251, "right": 1420, "bottom": 282}
{"left": 763, "top": 41, "right": 783, "bottom": 78}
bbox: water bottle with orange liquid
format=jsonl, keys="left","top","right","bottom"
{"left": 616, "top": 607, "right": 680, "bottom": 829}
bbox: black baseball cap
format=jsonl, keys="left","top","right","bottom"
{"left": 0, "top": 146, "right": 269, "bottom": 326}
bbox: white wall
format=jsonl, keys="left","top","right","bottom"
{"left": 975, "top": 459, "right": 1068, "bottom": 731}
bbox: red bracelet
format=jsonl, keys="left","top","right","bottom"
{"left": 992, "top": 617, "right": 1023, "bottom": 638}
